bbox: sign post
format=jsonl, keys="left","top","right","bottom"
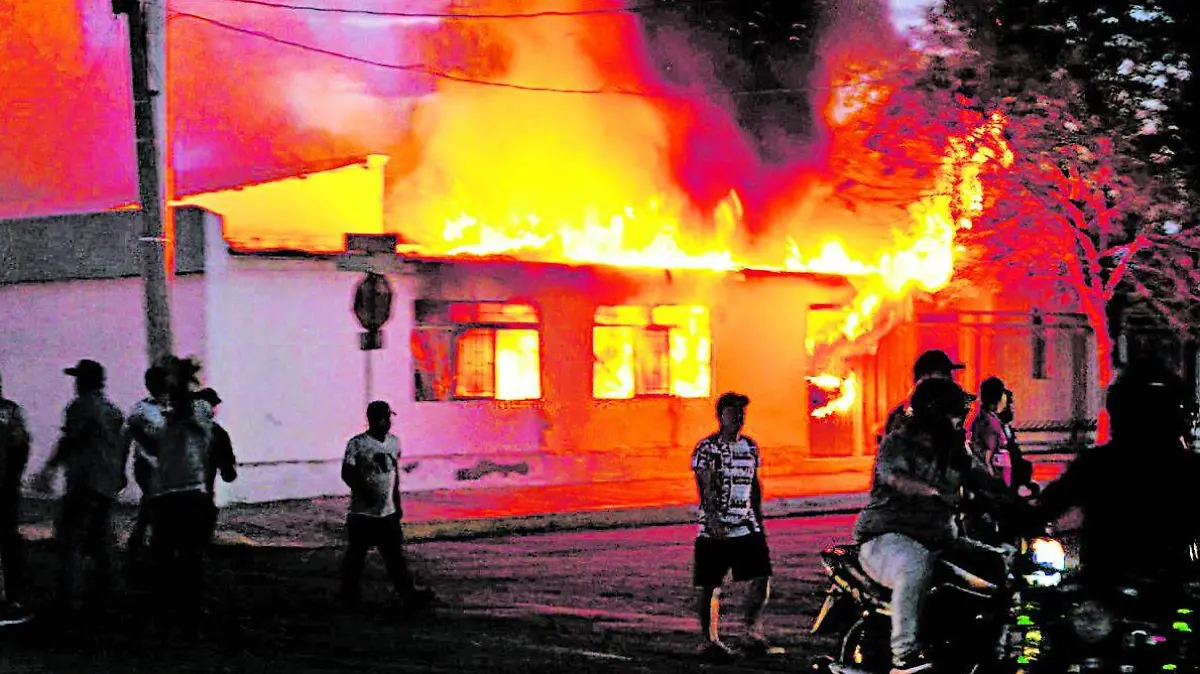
{"left": 353, "top": 270, "right": 394, "bottom": 407}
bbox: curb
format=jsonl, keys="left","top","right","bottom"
{"left": 18, "top": 492, "right": 871, "bottom": 550}
{"left": 234, "top": 492, "right": 871, "bottom": 548}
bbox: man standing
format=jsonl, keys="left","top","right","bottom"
{"left": 881, "top": 350, "right": 965, "bottom": 440}
{"left": 969, "top": 377, "right": 1010, "bottom": 481}
{"left": 35, "top": 359, "right": 128, "bottom": 615}
{"left": 691, "top": 392, "right": 783, "bottom": 662}
{"left": 340, "top": 401, "right": 433, "bottom": 613}
{"left": 0, "top": 370, "right": 33, "bottom": 625}
{"left": 196, "top": 388, "right": 237, "bottom": 541}
{"left": 141, "top": 355, "right": 215, "bottom": 622}
{"left": 125, "top": 365, "right": 170, "bottom": 564}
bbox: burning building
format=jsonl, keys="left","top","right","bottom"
{"left": 0, "top": 0, "right": 1104, "bottom": 508}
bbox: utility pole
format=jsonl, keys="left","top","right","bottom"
{"left": 114, "top": 0, "right": 174, "bottom": 363}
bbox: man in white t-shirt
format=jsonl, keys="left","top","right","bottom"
{"left": 691, "top": 392, "right": 783, "bottom": 662}
{"left": 340, "top": 400, "right": 433, "bottom": 612}
{"left": 124, "top": 364, "right": 170, "bottom": 564}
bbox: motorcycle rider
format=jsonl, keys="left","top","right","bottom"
{"left": 1037, "top": 359, "right": 1200, "bottom": 587}
{"left": 855, "top": 378, "right": 1013, "bottom": 674}
{"left": 880, "top": 350, "right": 966, "bottom": 443}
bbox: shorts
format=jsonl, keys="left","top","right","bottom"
{"left": 693, "top": 531, "right": 773, "bottom": 587}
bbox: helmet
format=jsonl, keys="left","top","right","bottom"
{"left": 1106, "top": 359, "right": 1195, "bottom": 441}
{"left": 910, "top": 378, "right": 977, "bottom": 423}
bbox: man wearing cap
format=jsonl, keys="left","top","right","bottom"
{"left": 0, "top": 370, "right": 33, "bottom": 625}
{"left": 880, "top": 350, "right": 966, "bottom": 441}
{"left": 691, "top": 392, "right": 782, "bottom": 662}
{"left": 196, "top": 388, "right": 237, "bottom": 542}
{"left": 35, "top": 359, "right": 128, "bottom": 614}
{"left": 340, "top": 400, "right": 433, "bottom": 612}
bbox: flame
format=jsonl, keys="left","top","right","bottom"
{"left": 495, "top": 329, "right": 542, "bottom": 400}
{"left": 808, "top": 373, "right": 859, "bottom": 419}
{"left": 118, "top": 1, "right": 1018, "bottom": 421}
{"left": 592, "top": 305, "right": 711, "bottom": 399}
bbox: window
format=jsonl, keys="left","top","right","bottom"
{"left": 592, "top": 305, "right": 711, "bottom": 399}
{"left": 412, "top": 301, "right": 542, "bottom": 401}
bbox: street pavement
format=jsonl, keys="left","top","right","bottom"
{"left": 0, "top": 514, "right": 854, "bottom": 673}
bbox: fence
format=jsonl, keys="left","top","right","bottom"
{"left": 808, "top": 310, "right": 1100, "bottom": 458}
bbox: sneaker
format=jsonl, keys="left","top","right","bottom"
{"left": 891, "top": 651, "right": 934, "bottom": 674}
{"left": 744, "top": 634, "right": 786, "bottom": 657}
{"left": 0, "top": 602, "right": 34, "bottom": 627}
{"left": 698, "top": 640, "right": 739, "bottom": 663}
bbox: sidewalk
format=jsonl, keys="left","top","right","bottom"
{"left": 18, "top": 458, "right": 1068, "bottom": 549}
{"left": 18, "top": 475, "right": 870, "bottom": 549}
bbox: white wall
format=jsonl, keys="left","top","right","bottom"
{"left": 0, "top": 275, "right": 206, "bottom": 500}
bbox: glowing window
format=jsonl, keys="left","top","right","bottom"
{"left": 593, "top": 305, "right": 711, "bottom": 399}
{"left": 413, "top": 301, "right": 541, "bottom": 401}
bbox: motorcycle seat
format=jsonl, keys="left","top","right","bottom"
{"left": 822, "top": 544, "right": 893, "bottom": 609}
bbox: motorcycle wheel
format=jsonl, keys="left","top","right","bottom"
{"left": 839, "top": 613, "right": 891, "bottom": 670}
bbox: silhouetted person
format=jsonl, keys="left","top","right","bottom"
{"left": 195, "top": 388, "right": 237, "bottom": 542}
{"left": 969, "top": 377, "right": 1009, "bottom": 481}
{"left": 1038, "top": 360, "right": 1200, "bottom": 587}
{"left": 881, "top": 350, "right": 965, "bottom": 441}
{"left": 856, "top": 378, "right": 1013, "bottom": 674}
{"left": 691, "top": 392, "right": 783, "bottom": 662}
{"left": 125, "top": 365, "right": 170, "bottom": 565}
{"left": 142, "top": 355, "right": 215, "bottom": 623}
{"left": 34, "top": 360, "right": 127, "bottom": 616}
{"left": 997, "top": 389, "right": 1033, "bottom": 490}
{"left": 340, "top": 401, "right": 433, "bottom": 613}
{"left": 0, "top": 370, "right": 33, "bottom": 625}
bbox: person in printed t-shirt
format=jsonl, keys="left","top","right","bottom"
{"left": 340, "top": 400, "right": 434, "bottom": 613}
{"left": 691, "top": 392, "right": 784, "bottom": 663}
{"left": 34, "top": 359, "right": 128, "bottom": 616}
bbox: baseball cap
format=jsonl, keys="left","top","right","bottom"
{"left": 913, "top": 349, "right": 965, "bottom": 380}
{"left": 64, "top": 359, "right": 105, "bottom": 384}
{"left": 716, "top": 391, "right": 750, "bottom": 413}
{"left": 196, "top": 388, "right": 223, "bottom": 407}
{"left": 366, "top": 400, "right": 395, "bottom": 418}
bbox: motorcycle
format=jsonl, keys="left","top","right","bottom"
{"left": 1009, "top": 543, "right": 1200, "bottom": 673}
{"left": 809, "top": 492, "right": 1066, "bottom": 674}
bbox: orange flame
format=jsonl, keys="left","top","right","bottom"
{"left": 808, "top": 373, "right": 860, "bottom": 419}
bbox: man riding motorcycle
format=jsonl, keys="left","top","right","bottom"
{"left": 1036, "top": 359, "right": 1200, "bottom": 588}
{"left": 854, "top": 378, "right": 1017, "bottom": 674}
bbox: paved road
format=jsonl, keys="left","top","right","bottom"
{"left": 0, "top": 515, "right": 855, "bottom": 672}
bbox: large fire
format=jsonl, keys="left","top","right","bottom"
{"left": 381, "top": 6, "right": 1015, "bottom": 415}
{"left": 17, "top": 1, "right": 1018, "bottom": 415}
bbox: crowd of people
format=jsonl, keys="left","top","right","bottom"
{"left": 0, "top": 354, "right": 434, "bottom": 632}
{"left": 4, "top": 346, "right": 1198, "bottom": 671}
{"left": 0, "top": 356, "right": 238, "bottom": 627}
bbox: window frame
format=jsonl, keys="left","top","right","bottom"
{"left": 591, "top": 305, "right": 712, "bottom": 401}
{"left": 412, "top": 300, "right": 544, "bottom": 403}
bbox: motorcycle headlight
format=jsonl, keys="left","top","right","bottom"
{"left": 1026, "top": 537, "right": 1067, "bottom": 587}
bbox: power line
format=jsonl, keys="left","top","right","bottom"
{"left": 170, "top": 11, "right": 815, "bottom": 96}
{"left": 203, "top": 0, "right": 726, "bottom": 19}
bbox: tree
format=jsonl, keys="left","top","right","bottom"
{"left": 938, "top": 0, "right": 1199, "bottom": 348}
{"left": 899, "top": 23, "right": 1197, "bottom": 441}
